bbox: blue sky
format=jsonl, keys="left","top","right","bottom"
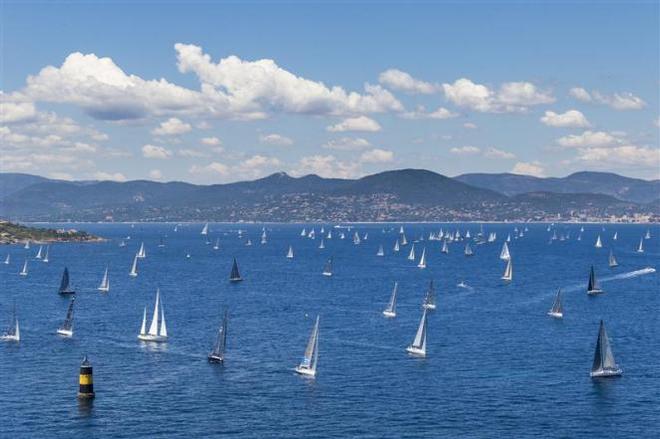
{"left": 1, "top": 0, "right": 658, "bottom": 183}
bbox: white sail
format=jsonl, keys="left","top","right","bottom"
{"left": 98, "top": 267, "right": 110, "bottom": 292}
{"left": 24, "top": 240, "right": 30, "bottom": 249}
{"left": 407, "top": 309, "right": 427, "bottom": 357}
{"left": 137, "top": 242, "right": 146, "bottom": 258}
{"left": 506, "top": 233, "right": 511, "bottom": 243}
{"left": 502, "top": 259, "right": 513, "bottom": 281}
{"left": 547, "top": 288, "right": 563, "bottom": 318}
{"left": 377, "top": 244, "right": 384, "bottom": 256}
{"left": 608, "top": 250, "right": 618, "bottom": 267}
{"left": 319, "top": 239, "right": 325, "bottom": 249}
{"left": 353, "top": 232, "right": 360, "bottom": 245}
{"left": 35, "top": 245, "right": 43, "bottom": 259}
{"left": 139, "top": 307, "right": 147, "bottom": 335}
{"left": 148, "top": 290, "right": 160, "bottom": 336}
{"left": 637, "top": 238, "right": 644, "bottom": 253}
{"left": 383, "top": 282, "right": 398, "bottom": 317}
{"left": 401, "top": 234, "right": 408, "bottom": 246}
{"left": 417, "top": 248, "right": 427, "bottom": 269}
{"left": 393, "top": 240, "right": 400, "bottom": 252}
{"left": 645, "top": 229, "right": 651, "bottom": 239}
{"left": 261, "top": 230, "right": 267, "bottom": 244}
{"left": 612, "top": 232, "right": 618, "bottom": 241}
{"left": 287, "top": 245, "right": 294, "bottom": 259}
{"left": 159, "top": 301, "right": 167, "bottom": 337}
{"left": 201, "top": 223, "right": 209, "bottom": 235}
{"left": 3, "top": 254, "right": 9, "bottom": 265}
{"left": 300, "top": 228, "right": 306, "bottom": 237}
{"left": 399, "top": 226, "right": 404, "bottom": 234}
{"left": 19, "top": 259, "right": 28, "bottom": 276}
{"left": 500, "top": 242, "right": 510, "bottom": 261}
{"left": 129, "top": 254, "right": 138, "bottom": 277}
{"left": 42, "top": 246, "right": 49, "bottom": 263}
{"left": 327, "top": 230, "right": 332, "bottom": 239}
{"left": 595, "top": 235, "right": 602, "bottom": 248}
{"left": 213, "top": 238, "right": 220, "bottom": 250}
{"left": 441, "top": 240, "right": 449, "bottom": 254}
{"left": 295, "top": 315, "right": 320, "bottom": 377}
{"left": 407, "top": 244, "right": 416, "bottom": 261}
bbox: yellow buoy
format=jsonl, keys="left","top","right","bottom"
{"left": 77, "top": 355, "right": 95, "bottom": 399}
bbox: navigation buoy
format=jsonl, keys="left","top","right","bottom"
{"left": 77, "top": 355, "right": 95, "bottom": 399}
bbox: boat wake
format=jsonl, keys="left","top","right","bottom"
{"left": 601, "top": 267, "right": 656, "bottom": 282}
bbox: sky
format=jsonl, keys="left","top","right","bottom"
{"left": 1, "top": 0, "right": 659, "bottom": 183}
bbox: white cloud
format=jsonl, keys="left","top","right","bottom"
{"left": 200, "top": 136, "right": 221, "bottom": 145}
{"left": 378, "top": 69, "right": 438, "bottom": 94}
{"left": 450, "top": 146, "right": 481, "bottom": 155}
{"left": 575, "top": 146, "right": 659, "bottom": 168}
{"left": 569, "top": 87, "right": 646, "bottom": 110}
{"left": 149, "top": 169, "right": 163, "bottom": 180}
{"left": 463, "top": 122, "right": 477, "bottom": 129}
{"left": 259, "top": 133, "right": 293, "bottom": 146}
{"left": 322, "top": 137, "right": 371, "bottom": 151}
{"left": 442, "top": 78, "right": 554, "bottom": 113}
{"left": 654, "top": 117, "right": 660, "bottom": 128}
{"left": 540, "top": 110, "right": 590, "bottom": 128}
{"left": 189, "top": 161, "right": 230, "bottom": 176}
{"left": 49, "top": 172, "right": 74, "bottom": 181}
{"left": 512, "top": 161, "right": 545, "bottom": 177}
{"left": 327, "top": 116, "right": 381, "bottom": 132}
{"left": 402, "top": 106, "right": 457, "bottom": 120}
{"left": 178, "top": 148, "right": 209, "bottom": 158}
{"left": 234, "top": 155, "right": 282, "bottom": 178}
{"left": 360, "top": 148, "right": 394, "bottom": 163}
{"left": 557, "top": 130, "right": 621, "bottom": 148}
{"left": 0, "top": 96, "right": 37, "bottom": 123}
{"left": 142, "top": 144, "right": 172, "bottom": 159}
{"left": 93, "top": 171, "right": 127, "bottom": 182}
{"left": 484, "top": 147, "right": 516, "bottom": 159}
{"left": 291, "top": 154, "right": 360, "bottom": 179}
{"left": 152, "top": 117, "right": 192, "bottom": 136}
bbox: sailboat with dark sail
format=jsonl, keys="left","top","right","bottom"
{"left": 58, "top": 267, "right": 75, "bottom": 295}
{"left": 57, "top": 297, "right": 75, "bottom": 337}
{"left": 208, "top": 310, "right": 228, "bottom": 363}
{"left": 295, "top": 315, "right": 319, "bottom": 377}
{"left": 0, "top": 304, "right": 20, "bottom": 342}
{"left": 587, "top": 265, "right": 603, "bottom": 295}
{"left": 422, "top": 280, "right": 436, "bottom": 310}
{"left": 229, "top": 258, "right": 243, "bottom": 282}
{"left": 590, "top": 320, "right": 622, "bottom": 378}
{"left": 547, "top": 288, "right": 563, "bottom": 319}
{"left": 322, "top": 257, "right": 333, "bottom": 277}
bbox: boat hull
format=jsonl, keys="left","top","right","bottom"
{"left": 422, "top": 304, "right": 436, "bottom": 310}
{"left": 590, "top": 368, "right": 622, "bottom": 378}
{"left": 98, "top": 287, "right": 109, "bottom": 292}
{"left": 382, "top": 311, "right": 396, "bottom": 318}
{"left": 406, "top": 346, "right": 426, "bottom": 357}
{"left": 138, "top": 334, "right": 168, "bottom": 342}
{"left": 294, "top": 366, "right": 316, "bottom": 377}
{"left": 0, "top": 335, "right": 19, "bottom": 342}
{"left": 57, "top": 329, "right": 73, "bottom": 337}
{"left": 229, "top": 278, "right": 243, "bottom": 282}
{"left": 58, "top": 290, "right": 76, "bottom": 296}
{"left": 207, "top": 354, "right": 224, "bottom": 363}
{"left": 587, "top": 289, "right": 603, "bottom": 296}
{"left": 547, "top": 311, "right": 563, "bottom": 319}
{"left": 322, "top": 272, "right": 332, "bottom": 277}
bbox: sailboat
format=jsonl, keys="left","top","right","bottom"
{"left": 3, "top": 254, "right": 9, "bottom": 265}
{"left": 229, "top": 258, "right": 243, "bottom": 282}
{"left": 399, "top": 226, "right": 404, "bottom": 234}
{"left": 353, "top": 232, "right": 361, "bottom": 245}
{"left": 501, "top": 259, "right": 513, "bottom": 282}
{"left": 322, "top": 257, "right": 333, "bottom": 277}
{"left": 400, "top": 234, "right": 408, "bottom": 246}
{"left": 422, "top": 280, "right": 436, "bottom": 310}
{"left": 637, "top": 238, "right": 644, "bottom": 253}
{"left": 129, "top": 253, "right": 139, "bottom": 277}
{"left": 406, "top": 308, "right": 427, "bottom": 357}
{"left": 506, "top": 233, "right": 511, "bottom": 243}
{"left": 246, "top": 238, "right": 252, "bottom": 246}
{"left": 595, "top": 235, "right": 602, "bottom": 248}
{"left": 417, "top": 248, "right": 427, "bottom": 269}
{"left": 261, "top": 230, "right": 267, "bottom": 245}
{"left": 57, "top": 297, "right": 75, "bottom": 337}
{"left": 393, "top": 240, "right": 400, "bottom": 252}
{"left": 208, "top": 310, "right": 228, "bottom": 363}
{"left": 287, "top": 245, "right": 294, "bottom": 259}
{"left": 98, "top": 267, "right": 110, "bottom": 292}
{"left": 119, "top": 240, "right": 126, "bottom": 247}
{"left": 42, "top": 246, "right": 49, "bottom": 263}
{"left": 590, "top": 320, "right": 622, "bottom": 378}
{"left": 138, "top": 289, "right": 168, "bottom": 342}
{"left": 174, "top": 224, "right": 178, "bottom": 232}
{"left": 35, "top": 245, "right": 43, "bottom": 259}
{"left": 465, "top": 230, "right": 471, "bottom": 239}
{"left": 137, "top": 242, "right": 146, "bottom": 259}
{"left": 308, "top": 229, "right": 316, "bottom": 239}
{"left": 24, "top": 240, "right": 30, "bottom": 249}
{"left": 363, "top": 232, "right": 368, "bottom": 241}
{"left": 407, "top": 244, "right": 416, "bottom": 261}
{"left": 547, "top": 288, "right": 563, "bottom": 318}
{"left": 300, "top": 228, "right": 306, "bottom": 237}
{"left": 327, "top": 230, "right": 332, "bottom": 239}
{"left": 58, "top": 267, "right": 75, "bottom": 295}
{"left": 587, "top": 265, "right": 603, "bottom": 295}
{"left": 441, "top": 240, "right": 449, "bottom": 254}
{"left": 158, "top": 237, "right": 166, "bottom": 248}
{"left": 464, "top": 242, "right": 473, "bottom": 256}
{"left": 376, "top": 244, "right": 384, "bottom": 256}
{"left": 295, "top": 315, "right": 320, "bottom": 377}
{"left": 213, "top": 238, "right": 220, "bottom": 250}
{"left": 645, "top": 229, "right": 651, "bottom": 239}
{"left": 201, "top": 223, "right": 209, "bottom": 235}
{"left": 382, "top": 282, "right": 398, "bottom": 318}
{"left": 318, "top": 239, "right": 325, "bottom": 249}
{"left": 0, "top": 304, "right": 19, "bottom": 342}
{"left": 608, "top": 250, "right": 618, "bottom": 268}
{"left": 19, "top": 259, "right": 28, "bottom": 276}
{"left": 499, "top": 242, "right": 510, "bottom": 261}
{"left": 612, "top": 231, "right": 618, "bottom": 241}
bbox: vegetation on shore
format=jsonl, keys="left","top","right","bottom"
{"left": 0, "top": 220, "right": 100, "bottom": 244}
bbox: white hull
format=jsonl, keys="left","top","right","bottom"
{"left": 322, "top": 272, "right": 332, "bottom": 277}
{"left": 129, "top": 272, "right": 138, "bottom": 277}
{"left": 98, "top": 287, "right": 110, "bottom": 292}
{"left": 406, "top": 346, "right": 426, "bottom": 357}
{"left": 0, "top": 335, "right": 19, "bottom": 342}
{"left": 382, "top": 310, "right": 396, "bottom": 318}
{"left": 208, "top": 354, "right": 224, "bottom": 363}
{"left": 57, "top": 329, "right": 73, "bottom": 337}
{"left": 19, "top": 272, "right": 28, "bottom": 277}
{"left": 590, "top": 368, "right": 622, "bottom": 378}
{"left": 294, "top": 366, "right": 316, "bottom": 377}
{"left": 587, "top": 289, "right": 603, "bottom": 296}
{"left": 422, "top": 303, "right": 436, "bottom": 310}
{"left": 138, "top": 334, "right": 168, "bottom": 342}
{"left": 547, "top": 311, "right": 563, "bottom": 319}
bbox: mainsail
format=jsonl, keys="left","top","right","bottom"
{"left": 129, "top": 254, "right": 139, "bottom": 277}
{"left": 322, "top": 257, "right": 333, "bottom": 276}
{"left": 417, "top": 248, "right": 427, "bottom": 269}
{"left": 58, "top": 267, "right": 75, "bottom": 295}
{"left": 595, "top": 235, "right": 602, "bottom": 248}
{"left": 464, "top": 242, "right": 473, "bottom": 256}
{"left": 407, "top": 244, "right": 416, "bottom": 261}
{"left": 377, "top": 244, "right": 384, "bottom": 256}
{"left": 591, "top": 320, "right": 622, "bottom": 377}
{"left": 19, "top": 259, "right": 28, "bottom": 276}
{"left": 423, "top": 280, "right": 436, "bottom": 310}
{"left": 608, "top": 250, "right": 618, "bottom": 267}
{"left": 383, "top": 282, "right": 398, "bottom": 317}
{"left": 287, "top": 245, "right": 294, "bottom": 259}
{"left": 296, "top": 315, "right": 320, "bottom": 376}
{"left": 58, "top": 297, "right": 75, "bottom": 334}
{"left": 500, "top": 242, "right": 510, "bottom": 261}
{"left": 407, "top": 309, "right": 427, "bottom": 356}
{"left": 548, "top": 288, "right": 563, "bottom": 318}
{"left": 209, "top": 310, "right": 228, "bottom": 362}
{"left": 587, "top": 265, "right": 602, "bottom": 294}
{"left": 637, "top": 238, "right": 644, "bottom": 253}
{"left": 230, "top": 258, "right": 242, "bottom": 282}
{"left": 501, "top": 259, "right": 513, "bottom": 282}
{"left": 98, "top": 267, "right": 110, "bottom": 292}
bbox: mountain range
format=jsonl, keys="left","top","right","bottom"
{"left": 0, "top": 170, "right": 657, "bottom": 222}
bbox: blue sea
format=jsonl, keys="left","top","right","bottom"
{"left": 0, "top": 223, "right": 658, "bottom": 438}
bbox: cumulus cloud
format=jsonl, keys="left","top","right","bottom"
{"left": 360, "top": 148, "right": 394, "bottom": 163}
{"left": 484, "top": 147, "right": 516, "bottom": 159}
{"left": 0, "top": 95, "right": 37, "bottom": 123}
{"left": 93, "top": 171, "right": 127, "bottom": 182}
{"left": 322, "top": 137, "right": 371, "bottom": 151}
{"left": 142, "top": 144, "right": 172, "bottom": 159}
{"left": 149, "top": 169, "right": 163, "bottom": 180}
{"left": 540, "top": 110, "right": 590, "bottom": 128}
{"left": 442, "top": 78, "right": 554, "bottom": 113}
{"left": 200, "top": 136, "right": 221, "bottom": 145}
{"left": 557, "top": 130, "right": 621, "bottom": 148}
{"left": 512, "top": 161, "right": 545, "bottom": 177}
{"left": 401, "top": 106, "right": 457, "bottom": 120}
{"left": 450, "top": 146, "right": 481, "bottom": 155}
{"left": 189, "top": 161, "right": 230, "bottom": 177}
{"left": 177, "top": 148, "right": 209, "bottom": 158}
{"left": 378, "top": 69, "right": 439, "bottom": 94}
{"left": 290, "top": 154, "right": 360, "bottom": 179}
{"left": 569, "top": 87, "right": 646, "bottom": 110}
{"left": 152, "top": 117, "right": 192, "bottom": 136}
{"left": 463, "top": 122, "right": 477, "bottom": 129}
{"left": 259, "top": 133, "right": 293, "bottom": 146}
{"left": 575, "top": 146, "right": 659, "bottom": 168}
{"left": 327, "top": 116, "right": 381, "bottom": 132}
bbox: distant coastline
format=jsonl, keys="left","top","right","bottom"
{"left": 0, "top": 220, "right": 102, "bottom": 245}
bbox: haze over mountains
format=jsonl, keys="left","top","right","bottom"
{"left": 0, "top": 170, "right": 657, "bottom": 222}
